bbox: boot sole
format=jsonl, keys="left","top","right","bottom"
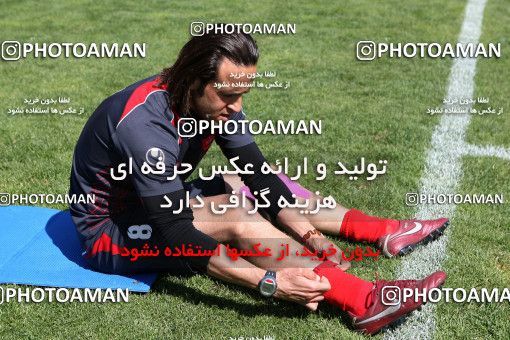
{"left": 397, "top": 221, "right": 449, "bottom": 256}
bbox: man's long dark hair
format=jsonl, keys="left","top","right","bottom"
{"left": 159, "top": 32, "right": 259, "bottom": 115}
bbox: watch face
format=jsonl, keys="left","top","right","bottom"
{"left": 260, "top": 278, "right": 276, "bottom": 297}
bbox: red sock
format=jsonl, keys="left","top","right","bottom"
{"left": 339, "top": 209, "right": 399, "bottom": 243}
{"left": 314, "top": 261, "right": 373, "bottom": 316}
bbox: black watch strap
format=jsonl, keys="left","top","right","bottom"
{"left": 265, "top": 270, "right": 276, "bottom": 279}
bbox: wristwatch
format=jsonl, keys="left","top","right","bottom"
{"left": 258, "top": 270, "right": 277, "bottom": 298}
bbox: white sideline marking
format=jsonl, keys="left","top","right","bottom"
{"left": 384, "top": 0, "right": 488, "bottom": 339}
{"left": 464, "top": 143, "right": 510, "bottom": 160}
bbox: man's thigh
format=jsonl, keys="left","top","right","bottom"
{"left": 83, "top": 174, "right": 263, "bottom": 273}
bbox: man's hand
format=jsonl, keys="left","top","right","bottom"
{"left": 307, "top": 236, "right": 351, "bottom": 271}
{"left": 274, "top": 267, "right": 331, "bottom": 311}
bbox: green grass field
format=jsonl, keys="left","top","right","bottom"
{"left": 0, "top": 0, "right": 508, "bottom": 339}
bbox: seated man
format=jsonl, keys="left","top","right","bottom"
{"left": 69, "top": 32, "right": 448, "bottom": 335}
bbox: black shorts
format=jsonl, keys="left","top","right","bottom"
{"left": 80, "top": 175, "right": 227, "bottom": 275}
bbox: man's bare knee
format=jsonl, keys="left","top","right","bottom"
{"left": 192, "top": 193, "right": 276, "bottom": 241}
{"left": 221, "top": 174, "right": 244, "bottom": 193}
{"left": 231, "top": 215, "right": 283, "bottom": 242}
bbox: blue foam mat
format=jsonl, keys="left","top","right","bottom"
{"left": 0, "top": 206, "right": 157, "bottom": 292}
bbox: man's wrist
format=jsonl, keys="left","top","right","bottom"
{"left": 258, "top": 270, "right": 278, "bottom": 297}
{"left": 302, "top": 229, "right": 323, "bottom": 245}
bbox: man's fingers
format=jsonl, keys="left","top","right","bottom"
{"left": 328, "top": 254, "right": 341, "bottom": 264}
{"left": 301, "top": 268, "right": 320, "bottom": 281}
{"left": 317, "top": 276, "right": 331, "bottom": 291}
{"left": 302, "top": 274, "right": 331, "bottom": 294}
{"left": 309, "top": 295, "right": 324, "bottom": 303}
{"left": 303, "top": 290, "right": 326, "bottom": 301}
{"left": 303, "top": 274, "right": 331, "bottom": 292}
{"left": 336, "top": 259, "right": 351, "bottom": 271}
{"left": 325, "top": 251, "right": 351, "bottom": 271}
{"left": 305, "top": 302, "right": 318, "bottom": 311}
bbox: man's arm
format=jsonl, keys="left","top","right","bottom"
{"left": 142, "top": 190, "right": 330, "bottom": 310}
